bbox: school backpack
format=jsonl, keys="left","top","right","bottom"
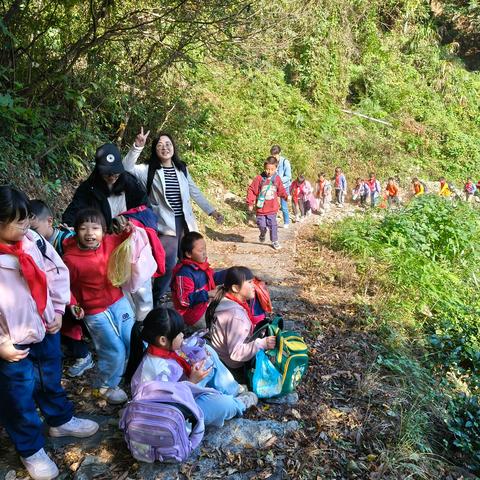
{"left": 250, "top": 315, "right": 309, "bottom": 396}
{"left": 120, "top": 381, "right": 205, "bottom": 463}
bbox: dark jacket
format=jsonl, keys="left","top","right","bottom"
{"left": 62, "top": 171, "right": 149, "bottom": 230}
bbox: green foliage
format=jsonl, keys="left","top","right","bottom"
{"left": 331, "top": 196, "right": 480, "bottom": 470}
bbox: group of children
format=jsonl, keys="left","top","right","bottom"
{"left": 246, "top": 159, "right": 480, "bottom": 253}
{"left": 0, "top": 180, "right": 280, "bottom": 479}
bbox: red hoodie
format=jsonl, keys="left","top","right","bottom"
{"left": 246, "top": 174, "right": 288, "bottom": 215}
{"left": 63, "top": 233, "right": 129, "bottom": 315}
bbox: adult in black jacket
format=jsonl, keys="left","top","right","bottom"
{"left": 62, "top": 143, "right": 149, "bottom": 230}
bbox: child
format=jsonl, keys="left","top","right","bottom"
{"left": 29, "top": 200, "right": 74, "bottom": 256}
{"left": 333, "top": 167, "right": 347, "bottom": 207}
{"left": 171, "top": 232, "right": 223, "bottom": 331}
{"left": 0, "top": 186, "right": 98, "bottom": 480}
{"left": 351, "top": 178, "right": 368, "bottom": 207}
{"left": 128, "top": 308, "right": 258, "bottom": 427}
{"left": 247, "top": 156, "right": 288, "bottom": 250}
{"left": 438, "top": 177, "right": 453, "bottom": 197}
{"left": 62, "top": 208, "right": 156, "bottom": 404}
{"left": 315, "top": 173, "right": 332, "bottom": 214}
{"left": 464, "top": 178, "right": 476, "bottom": 202}
{"left": 385, "top": 177, "right": 400, "bottom": 208}
{"left": 29, "top": 199, "right": 94, "bottom": 378}
{"left": 366, "top": 172, "right": 381, "bottom": 207}
{"left": 207, "top": 266, "right": 276, "bottom": 383}
{"left": 412, "top": 178, "right": 423, "bottom": 196}
{"left": 290, "top": 175, "right": 313, "bottom": 221}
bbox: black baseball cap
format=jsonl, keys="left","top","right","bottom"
{"left": 95, "top": 143, "right": 124, "bottom": 175}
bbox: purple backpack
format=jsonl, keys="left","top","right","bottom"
{"left": 120, "top": 381, "right": 205, "bottom": 463}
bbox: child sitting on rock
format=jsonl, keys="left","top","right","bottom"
{"left": 207, "top": 266, "right": 276, "bottom": 383}
{"left": 128, "top": 308, "right": 257, "bottom": 427}
{"left": 171, "top": 232, "right": 223, "bottom": 331}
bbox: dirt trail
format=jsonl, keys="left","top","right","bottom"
{"left": 2, "top": 204, "right": 466, "bottom": 479}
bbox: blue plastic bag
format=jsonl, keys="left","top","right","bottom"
{"left": 251, "top": 350, "right": 282, "bottom": 398}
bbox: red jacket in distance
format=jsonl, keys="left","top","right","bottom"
{"left": 246, "top": 173, "right": 288, "bottom": 215}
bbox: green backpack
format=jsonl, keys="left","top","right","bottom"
{"left": 250, "top": 316, "right": 309, "bottom": 395}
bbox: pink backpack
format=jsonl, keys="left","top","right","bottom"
{"left": 120, "top": 381, "right": 205, "bottom": 463}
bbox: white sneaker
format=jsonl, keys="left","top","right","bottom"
{"left": 272, "top": 241, "right": 281, "bottom": 250}
{"left": 21, "top": 448, "right": 59, "bottom": 480}
{"left": 237, "top": 391, "right": 258, "bottom": 409}
{"left": 283, "top": 223, "right": 290, "bottom": 229}
{"left": 98, "top": 386, "right": 128, "bottom": 404}
{"left": 236, "top": 384, "right": 249, "bottom": 396}
{"left": 67, "top": 352, "right": 94, "bottom": 377}
{"left": 49, "top": 416, "right": 99, "bottom": 438}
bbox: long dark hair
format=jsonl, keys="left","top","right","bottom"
{"left": 205, "top": 266, "right": 254, "bottom": 329}
{"left": 146, "top": 132, "right": 187, "bottom": 195}
{"left": 0, "top": 185, "right": 30, "bottom": 223}
{"left": 125, "top": 307, "right": 185, "bottom": 383}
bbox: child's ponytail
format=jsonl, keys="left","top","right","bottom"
{"left": 124, "top": 321, "right": 145, "bottom": 383}
{"left": 205, "top": 285, "right": 226, "bottom": 329}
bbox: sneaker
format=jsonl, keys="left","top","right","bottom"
{"left": 237, "top": 384, "right": 249, "bottom": 396}
{"left": 283, "top": 223, "right": 290, "bottom": 229}
{"left": 67, "top": 352, "right": 94, "bottom": 377}
{"left": 272, "top": 241, "right": 281, "bottom": 250}
{"left": 49, "top": 416, "right": 99, "bottom": 438}
{"left": 21, "top": 448, "right": 59, "bottom": 480}
{"left": 237, "top": 391, "right": 258, "bottom": 409}
{"left": 97, "top": 386, "right": 128, "bottom": 405}
{"left": 259, "top": 232, "right": 266, "bottom": 243}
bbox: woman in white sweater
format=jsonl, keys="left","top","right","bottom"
{"left": 123, "top": 128, "right": 223, "bottom": 303}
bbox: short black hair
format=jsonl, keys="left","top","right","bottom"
{"left": 74, "top": 208, "right": 107, "bottom": 233}
{"left": 30, "top": 199, "right": 53, "bottom": 220}
{"left": 270, "top": 145, "right": 281, "bottom": 155}
{"left": 180, "top": 231, "right": 204, "bottom": 257}
{"left": 264, "top": 156, "right": 277, "bottom": 166}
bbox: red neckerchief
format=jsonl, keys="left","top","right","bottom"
{"left": 172, "top": 258, "right": 216, "bottom": 290}
{"left": 147, "top": 344, "right": 192, "bottom": 376}
{"left": 225, "top": 292, "right": 255, "bottom": 326}
{"left": 368, "top": 178, "right": 377, "bottom": 192}
{"left": 0, "top": 240, "right": 47, "bottom": 319}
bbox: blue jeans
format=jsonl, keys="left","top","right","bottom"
{"left": 196, "top": 393, "right": 245, "bottom": 427}
{"left": 280, "top": 197, "right": 290, "bottom": 225}
{"left": 197, "top": 345, "right": 240, "bottom": 397}
{"left": 84, "top": 296, "right": 134, "bottom": 388}
{"left": 153, "top": 216, "right": 187, "bottom": 302}
{"left": 0, "top": 333, "right": 74, "bottom": 457}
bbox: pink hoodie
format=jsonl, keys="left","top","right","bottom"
{"left": 0, "top": 230, "right": 70, "bottom": 346}
{"left": 210, "top": 297, "right": 268, "bottom": 369}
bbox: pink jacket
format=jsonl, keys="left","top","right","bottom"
{"left": 210, "top": 297, "right": 268, "bottom": 369}
{"left": 0, "top": 230, "right": 70, "bottom": 346}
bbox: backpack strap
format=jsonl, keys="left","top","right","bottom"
{"left": 32, "top": 231, "right": 59, "bottom": 273}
